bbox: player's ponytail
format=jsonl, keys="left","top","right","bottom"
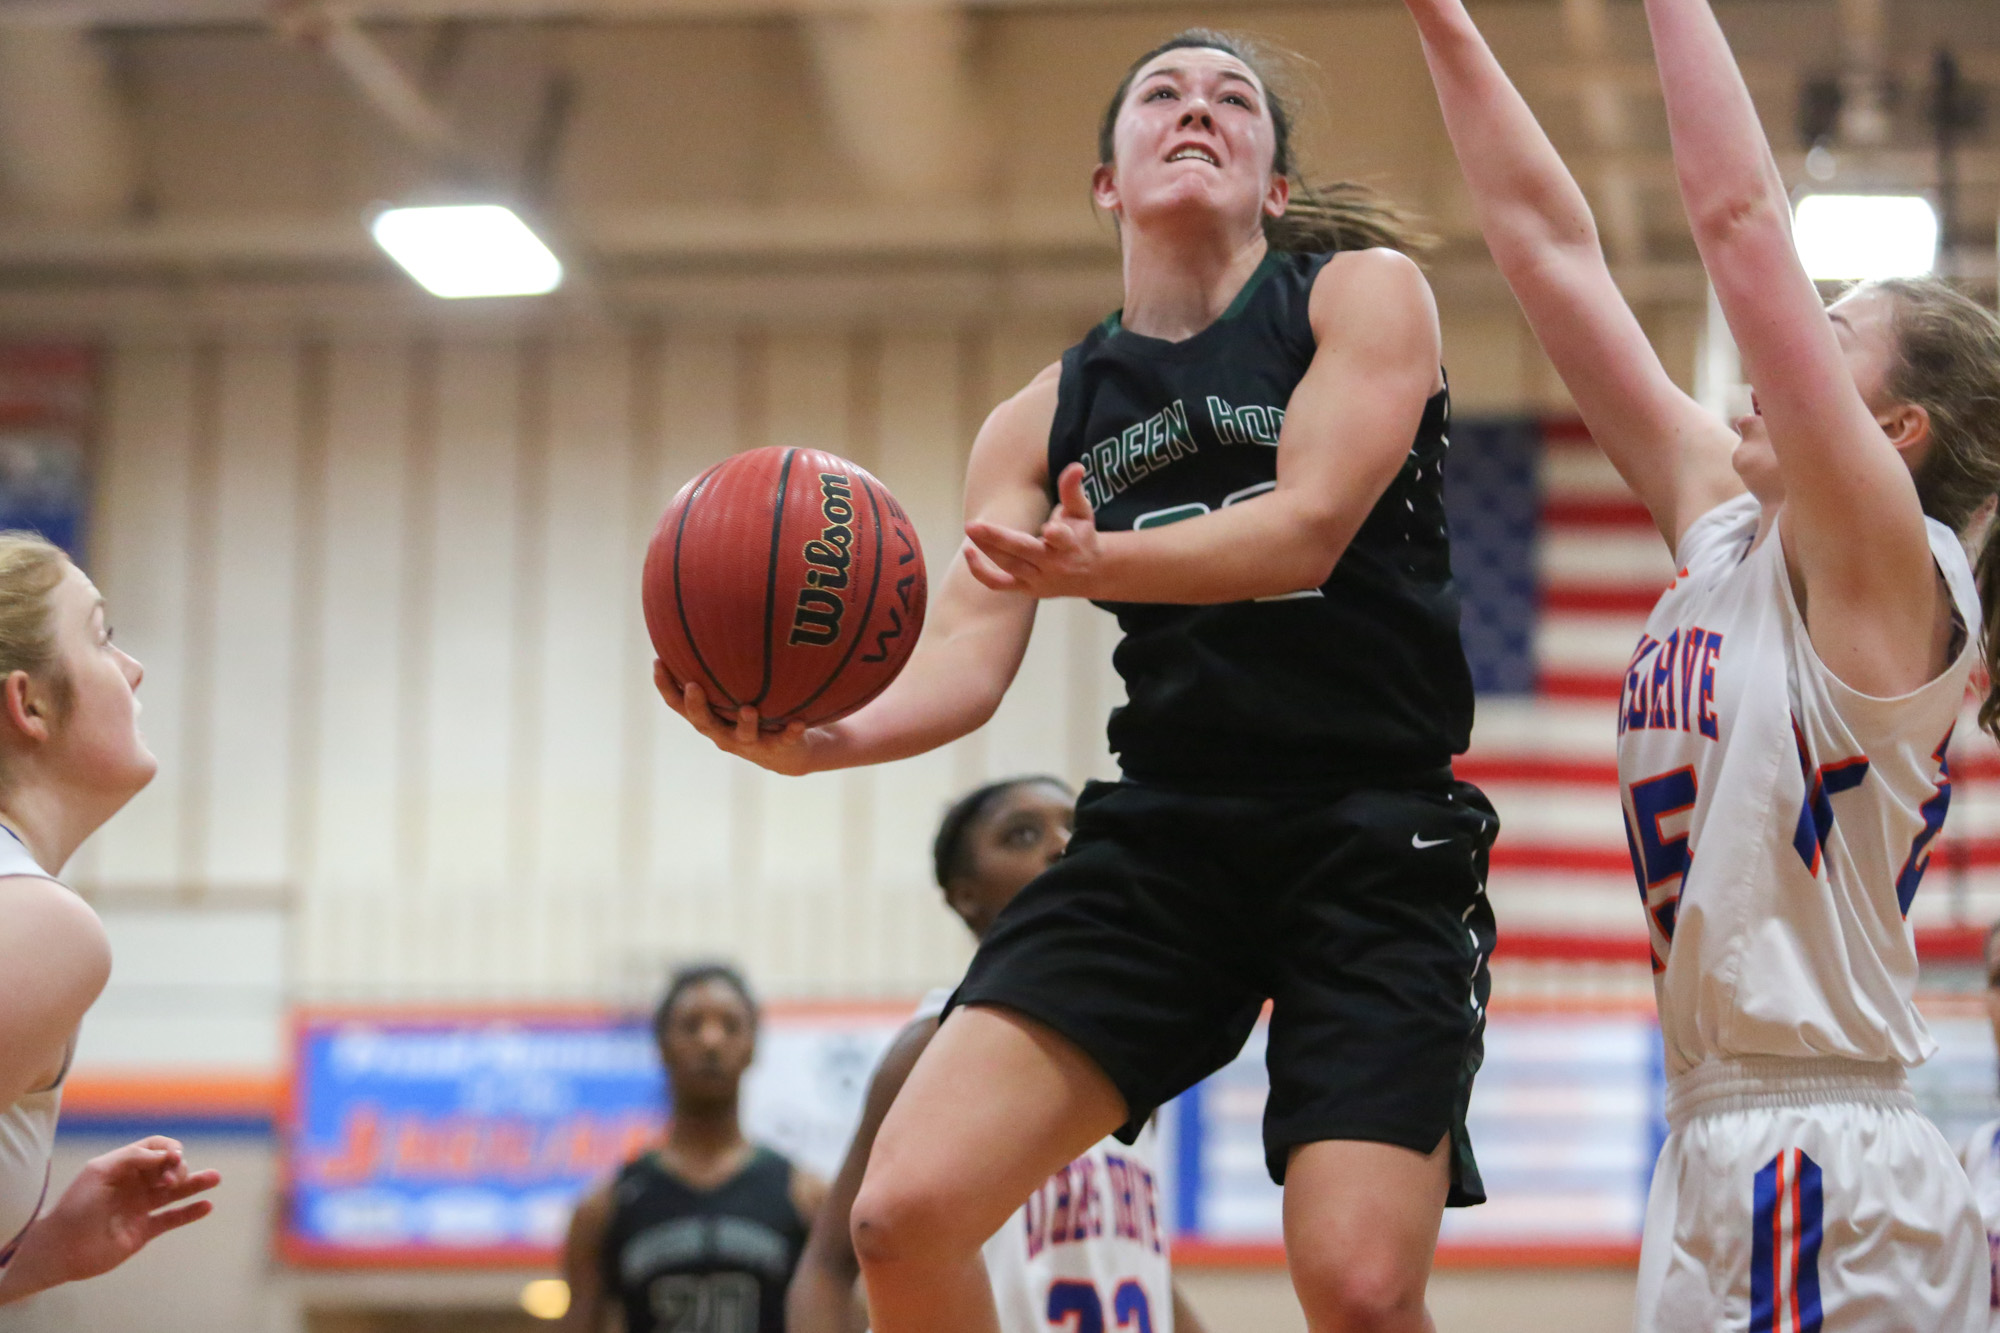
{"left": 1097, "top": 30, "right": 1434, "bottom": 258}
{"left": 1266, "top": 181, "right": 1435, "bottom": 257}
{"left": 1863, "top": 278, "right": 2000, "bottom": 743}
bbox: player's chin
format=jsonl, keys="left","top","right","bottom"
{"left": 1729, "top": 438, "right": 1781, "bottom": 499}
{"left": 95, "top": 740, "right": 158, "bottom": 798}
{"left": 1126, "top": 182, "right": 1229, "bottom": 226}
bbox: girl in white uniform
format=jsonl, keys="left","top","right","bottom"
{"left": 1402, "top": 0, "right": 2000, "bottom": 1325}
{"left": 0, "top": 534, "right": 219, "bottom": 1305}
{"left": 906, "top": 985, "right": 1176, "bottom": 1333}
{"left": 787, "top": 778, "right": 1203, "bottom": 1333}
{"left": 1959, "top": 922, "right": 2000, "bottom": 1327}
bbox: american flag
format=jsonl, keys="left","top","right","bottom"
{"left": 1445, "top": 421, "right": 1997, "bottom": 968}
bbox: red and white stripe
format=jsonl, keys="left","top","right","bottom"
{"left": 1465, "top": 425, "right": 2000, "bottom": 962}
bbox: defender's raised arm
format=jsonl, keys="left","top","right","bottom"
{"left": 1401, "top": 0, "right": 1740, "bottom": 548}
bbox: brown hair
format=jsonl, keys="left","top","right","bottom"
{"left": 1095, "top": 29, "right": 1433, "bottom": 256}
{"left": 1862, "top": 279, "right": 2000, "bottom": 742}
{"left": 0, "top": 533, "right": 71, "bottom": 728}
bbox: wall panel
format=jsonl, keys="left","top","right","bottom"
{"left": 301, "top": 341, "right": 412, "bottom": 990}
{"left": 866, "top": 330, "right": 972, "bottom": 987}
{"left": 533, "top": 337, "right": 634, "bottom": 989}
{"left": 89, "top": 318, "right": 1120, "bottom": 1001}
{"left": 200, "top": 341, "right": 301, "bottom": 889}
{"left": 420, "top": 341, "right": 521, "bottom": 990}
{"left": 81, "top": 342, "right": 198, "bottom": 891}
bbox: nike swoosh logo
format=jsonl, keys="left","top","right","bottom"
{"left": 1411, "top": 834, "right": 1452, "bottom": 849}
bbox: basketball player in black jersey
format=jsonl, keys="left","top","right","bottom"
{"left": 661, "top": 29, "right": 1495, "bottom": 1333}
{"left": 561, "top": 965, "right": 827, "bottom": 1333}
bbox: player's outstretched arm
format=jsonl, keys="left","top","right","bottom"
{"left": 787, "top": 1016, "right": 940, "bottom": 1333}
{"left": 1642, "top": 0, "right": 1944, "bottom": 694}
{"left": 1402, "top": 0, "right": 1739, "bottom": 549}
{"left": 968, "top": 250, "right": 1428, "bottom": 605}
{"left": 659, "top": 370, "right": 1057, "bottom": 774}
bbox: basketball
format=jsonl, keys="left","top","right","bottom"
{"left": 644, "top": 446, "right": 928, "bottom": 730}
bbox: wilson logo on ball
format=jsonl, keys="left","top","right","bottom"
{"left": 790, "top": 472, "right": 856, "bottom": 647}
{"left": 643, "top": 446, "right": 929, "bottom": 730}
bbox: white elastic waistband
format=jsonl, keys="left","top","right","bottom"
{"left": 1665, "top": 1056, "right": 1913, "bottom": 1131}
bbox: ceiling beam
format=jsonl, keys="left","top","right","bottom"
{"left": 0, "top": 21, "right": 135, "bottom": 222}
{"left": 275, "top": 1, "right": 463, "bottom": 159}
{"left": 803, "top": 3, "right": 979, "bottom": 199}
{"left": 0, "top": 141, "right": 1989, "bottom": 269}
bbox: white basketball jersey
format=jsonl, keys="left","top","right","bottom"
{"left": 1958, "top": 1117, "right": 2000, "bottom": 1326}
{"left": 1617, "top": 495, "right": 1977, "bottom": 1075}
{"left": 0, "top": 829, "right": 67, "bottom": 1270}
{"left": 912, "top": 991, "right": 1174, "bottom": 1333}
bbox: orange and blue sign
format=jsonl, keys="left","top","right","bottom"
{"left": 283, "top": 1009, "right": 665, "bottom": 1266}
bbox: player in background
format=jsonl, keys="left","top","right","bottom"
{"left": 787, "top": 776, "right": 1211, "bottom": 1333}
{"left": 1960, "top": 920, "right": 2000, "bottom": 1326}
{"left": 1402, "top": 0, "right": 2000, "bottom": 1322}
{"left": 0, "top": 533, "right": 222, "bottom": 1305}
{"left": 665, "top": 28, "right": 1499, "bottom": 1333}
{"left": 562, "top": 965, "right": 828, "bottom": 1333}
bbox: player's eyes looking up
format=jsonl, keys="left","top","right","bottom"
{"left": 998, "top": 819, "right": 1046, "bottom": 848}
{"left": 1135, "top": 76, "right": 1257, "bottom": 115}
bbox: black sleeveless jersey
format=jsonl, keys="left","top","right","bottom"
{"left": 601, "top": 1146, "right": 809, "bottom": 1333}
{"left": 1049, "top": 249, "right": 1473, "bottom": 786}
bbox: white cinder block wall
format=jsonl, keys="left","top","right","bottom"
{"left": 71, "top": 323, "right": 1124, "bottom": 1011}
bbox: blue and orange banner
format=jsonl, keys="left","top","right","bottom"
{"left": 49, "top": 992, "right": 1995, "bottom": 1271}
{"left": 282, "top": 1010, "right": 667, "bottom": 1266}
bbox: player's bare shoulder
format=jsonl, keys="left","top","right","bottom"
{"left": 0, "top": 875, "right": 109, "bottom": 1007}
{"left": 979, "top": 361, "right": 1062, "bottom": 452}
{"left": 1310, "top": 248, "right": 1438, "bottom": 333}
{"left": 965, "top": 361, "right": 1062, "bottom": 505}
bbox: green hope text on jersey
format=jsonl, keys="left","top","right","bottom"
{"left": 1078, "top": 395, "right": 1286, "bottom": 510}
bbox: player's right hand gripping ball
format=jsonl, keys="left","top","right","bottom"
{"left": 644, "top": 445, "right": 928, "bottom": 729}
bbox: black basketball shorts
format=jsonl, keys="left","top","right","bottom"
{"left": 945, "top": 775, "right": 1499, "bottom": 1205}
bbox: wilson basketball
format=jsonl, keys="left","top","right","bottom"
{"left": 644, "top": 446, "right": 928, "bottom": 730}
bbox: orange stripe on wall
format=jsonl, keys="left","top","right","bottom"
{"left": 61, "top": 1073, "right": 281, "bottom": 1116}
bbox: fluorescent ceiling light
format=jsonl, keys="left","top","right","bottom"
{"left": 1793, "top": 194, "right": 1938, "bottom": 282}
{"left": 370, "top": 204, "right": 563, "bottom": 299}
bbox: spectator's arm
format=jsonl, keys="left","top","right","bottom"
{"left": 559, "top": 1181, "right": 615, "bottom": 1333}
{"left": 1170, "top": 1281, "right": 1212, "bottom": 1333}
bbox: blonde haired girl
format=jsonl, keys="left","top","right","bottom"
{"left": 0, "top": 534, "right": 219, "bottom": 1305}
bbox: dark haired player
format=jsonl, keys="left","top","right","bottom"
{"left": 788, "top": 777, "right": 1210, "bottom": 1333}
{"left": 662, "top": 28, "right": 1496, "bottom": 1333}
{"left": 562, "top": 965, "right": 827, "bottom": 1333}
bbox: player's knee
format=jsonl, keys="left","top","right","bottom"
{"left": 1292, "top": 1247, "right": 1426, "bottom": 1333}
{"left": 849, "top": 1174, "right": 956, "bottom": 1269}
